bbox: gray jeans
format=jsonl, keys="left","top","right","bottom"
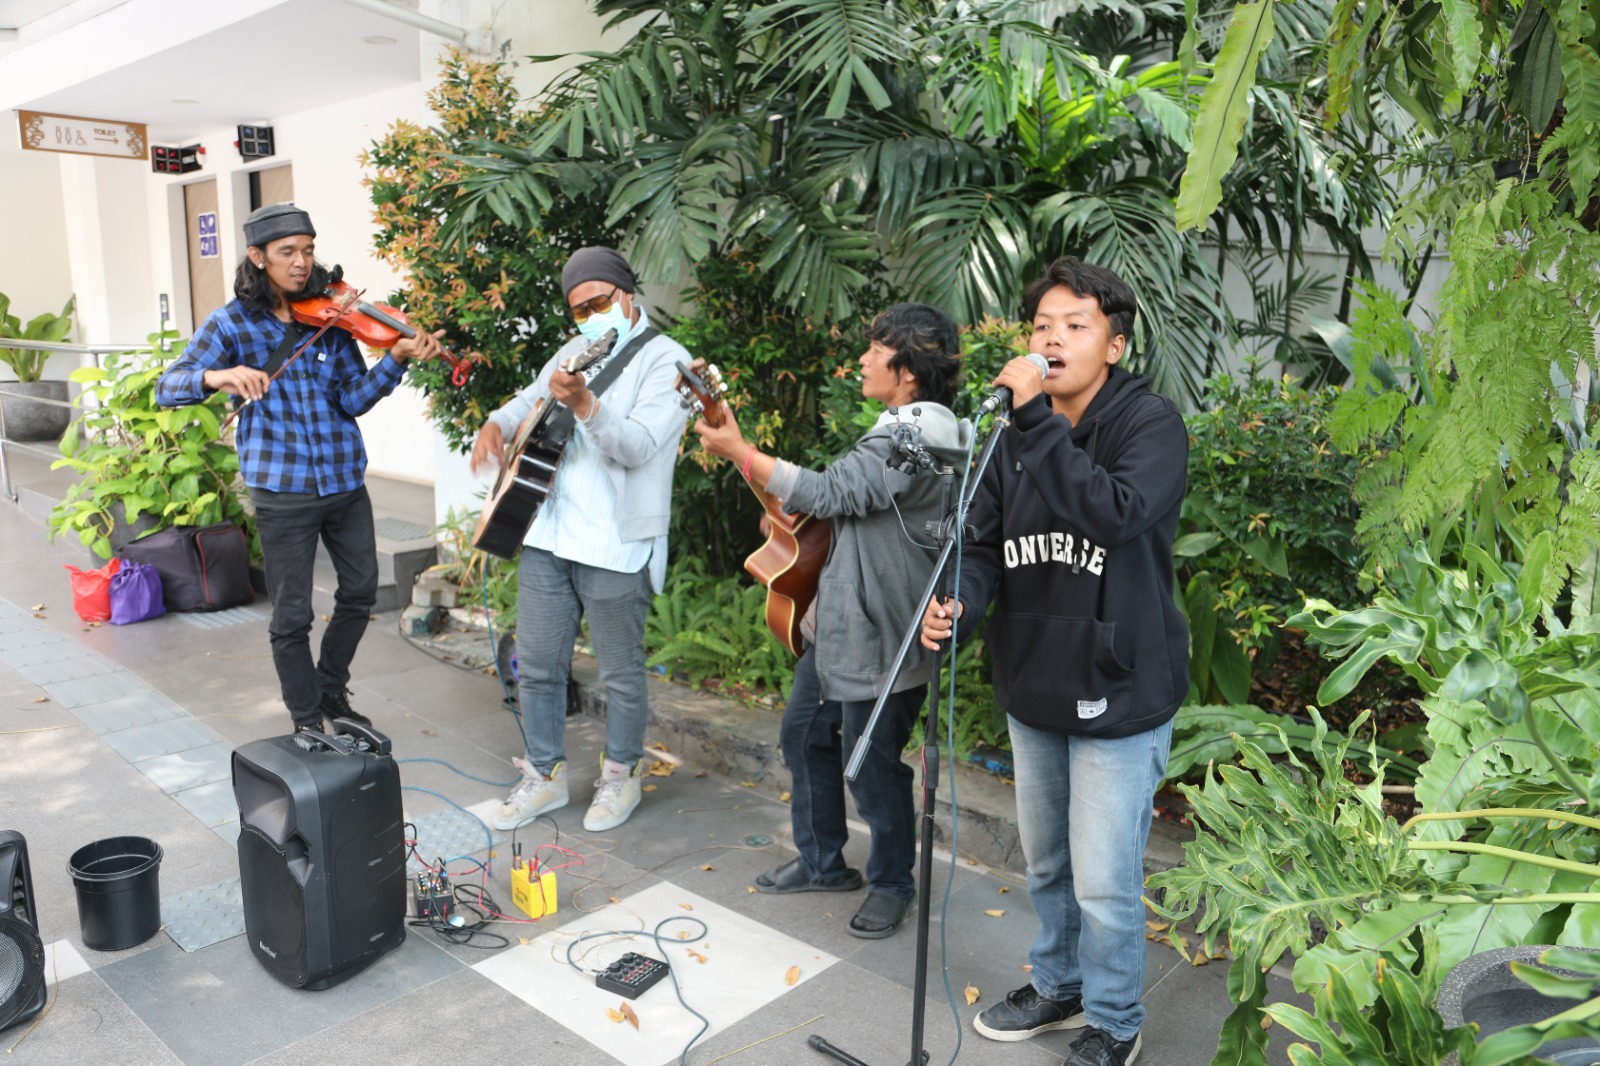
{"left": 514, "top": 547, "right": 652, "bottom": 773}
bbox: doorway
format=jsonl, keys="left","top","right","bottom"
{"left": 250, "top": 164, "right": 294, "bottom": 211}
{"left": 183, "top": 180, "right": 225, "bottom": 331}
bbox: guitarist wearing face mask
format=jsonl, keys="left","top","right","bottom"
{"left": 693, "top": 303, "right": 966, "bottom": 939}
{"left": 469, "top": 247, "right": 690, "bottom": 834}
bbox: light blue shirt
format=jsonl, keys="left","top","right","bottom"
{"left": 524, "top": 307, "right": 667, "bottom": 591}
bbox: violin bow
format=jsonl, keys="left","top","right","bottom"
{"left": 217, "top": 286, "right": 365, "bottom": 436}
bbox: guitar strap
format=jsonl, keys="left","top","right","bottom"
{"left": 260, "top": 320, "right": 310, "bottom": 379}
{"left": 542, "top": 326, "right": 659, "bottom": 448}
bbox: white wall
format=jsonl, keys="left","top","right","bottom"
{"left": 0, "top": 147, "right": 77, "bottom": 381}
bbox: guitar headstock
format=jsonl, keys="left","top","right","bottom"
{"left": 674, "top": 359, "right": 726, "bottom": 427}
{"left": 559, "top": 328, "right": 618, "bottom": 376}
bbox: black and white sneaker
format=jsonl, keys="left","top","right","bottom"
{"left": 973, "top": 984, "right": 1087, "bottom": 1041}
{"left": 1064, "top": 1027, "right": 1140, "bottom": 1066}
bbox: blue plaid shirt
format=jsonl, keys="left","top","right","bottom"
{"left": 155, "top": 299, "right": 407, "bottom": 495}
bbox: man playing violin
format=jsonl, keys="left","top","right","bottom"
{"left": 156, "top": 203, "right": 442, "bottom": 734}
{"left": 469, "top": 247, "right": 690, "bottom": 833}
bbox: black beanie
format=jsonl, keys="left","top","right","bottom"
{"left": 243, "top": 204, "right": 315, "bottom": 248}
{"left": 561, "top": 246, "right": 637, "bottom": 298}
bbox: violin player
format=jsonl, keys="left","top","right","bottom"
{"left": 156, "top": 203, "right": 443, "bottom": 735}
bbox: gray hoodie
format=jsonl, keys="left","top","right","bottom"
{"left": 767, "top": 403, "right": 967, "bottom": 702}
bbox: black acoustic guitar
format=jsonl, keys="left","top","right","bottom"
{"left": 472, "top": 330, "right": 617, "bottom": 559}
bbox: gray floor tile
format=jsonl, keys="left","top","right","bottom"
{"left": 0, "top": 639, "right": 97, "bottom": 668}
{"left": 42, "top": 671, "right": 155, "bottom": 708}
{"left": 169, "top": 780, "right": 238, "bottom": 828}
{"left": 4, "top": 970, "right": 182, "bottom": 1066}
{"left": 15, "top": 650, "right": 121, "bottom": 685}
{"left": 137, "top": 741, "right": 234, "bottom": 794}
{"left": 175, "top": 605, "right": 268, "bottom": 630}
{"left": 70, "top": 690, "right": 189, "bottom": 733}
{"left": 95, "top": 931, "right": 461, "bottom": 1066}
{"left": 0, "top": 622, "right": 69, "bottom": 647}
{"left": 100, "top": 717, "right": 226, "bottom": 762}
{"left": 162, "top": 876, "right": 245, "bottom": 952}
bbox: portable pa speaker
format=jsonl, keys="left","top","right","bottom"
{"left": 0, "top": 831, "right": 47, "bottom": 1033}
{"left": 233, "top": 722, "right": 406, "bottom": 990}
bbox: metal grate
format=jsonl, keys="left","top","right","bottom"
{"left": 373, "top": 517, "right": 433, "bottom": 541}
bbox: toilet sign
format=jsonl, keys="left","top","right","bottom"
{"left": 197, "top": 212, "right": 219, "bottom": 258}
{"left": 19, "top": 110, "right": 148, "bottom": 160}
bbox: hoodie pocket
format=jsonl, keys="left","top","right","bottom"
{"left": 990, "top": 613, "right": 1136, "bottom": 733}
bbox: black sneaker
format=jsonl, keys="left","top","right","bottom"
{"left": 295, "top": 721, "right": 326, "bottom": 735}
{"left": 320, "top": 688, "right": 373, "bottom": 729}
{"left": 973, "top": 984, "right": 1087, "bottom": 1041}
{"left": 1064, "top": 1027, "right": 1141, "bottom": 1066}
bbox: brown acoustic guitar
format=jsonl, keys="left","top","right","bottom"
{"left": 675, "top": 359, "right": 831, "bottom": 657}
{"left": 472, "top": 330, "right": 617, "bottom": 560}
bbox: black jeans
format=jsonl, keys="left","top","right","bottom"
{"left": 781, "top": 646, "right": 923, "bottom": 901}
{"left": 254, "top": 487, "right": 378, "bottom": 727}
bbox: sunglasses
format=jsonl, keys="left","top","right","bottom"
{"left": 569, "top": 286, "right": 621, "bottom": 323}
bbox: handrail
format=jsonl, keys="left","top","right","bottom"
{"left": 1, "top": 340, "right": 166, "bottom": 505}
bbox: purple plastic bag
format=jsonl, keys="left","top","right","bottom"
{"left": 109, "top": 559, "right": 166, "bottom": 625}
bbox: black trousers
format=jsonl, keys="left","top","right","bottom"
{"left": 254, "top": 487, "right": 378, "bottom": 727}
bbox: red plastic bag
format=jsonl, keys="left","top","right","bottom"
{"left": 65, "top": 558, "right": 121, "bottom": 622}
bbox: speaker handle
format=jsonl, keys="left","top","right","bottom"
{"left": 330, "top": 718, "right": 391, "bottom": 757}
{"left": 0, "top": 830, "right": 39, "bottom": 928}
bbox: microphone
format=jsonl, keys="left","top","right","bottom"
{"left": 975, "top": 353, "right": 1050, "bottom": 419}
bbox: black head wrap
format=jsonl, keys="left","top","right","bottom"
{"left": 561, "top": 246, "right": 637, "bottom": 298}
{"left": 243, "top": 204, "right": 315, "bottom": 248}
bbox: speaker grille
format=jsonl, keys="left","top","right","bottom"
{"left": 238, "top": 826, "right": 309, "bottom": 988}
{"left": 0, "top": 916, "right": 45, "bottom": 1032}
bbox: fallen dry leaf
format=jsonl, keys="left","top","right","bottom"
{"left": 739, "top": 781, "right": 757, "bottom": 788}
{"left": 32, "top": 613, "right": 44, "bottom": 619}
{"left": 779, "top": 791, "right": 792, "bottom": 802}
{"left": 998, "top": 886, "right": 1010, "bottom": 894}
{"left": 963, "top": 984, "right": 981, "bottom": 1006}
{"left": 694, "top": 770, "right": 707, "bottom": 778}
{"left": 609, "top": 897, "right": 621, "bottom": 904}
{"left": 643, "top": 784, "right": 657, "bottom": 792}
{"left": 1191, "top": 953, "right": 1210, "bottom": 968}
{"left": 984, "top": 909, "right": 1005, "bottom": 918}
{"left": 678, "top": 902, "right": 694, "bottom": 911}
{"left": 620, "top": 1002, "right": 640, "bottom": 1029}
{"left": 678, "top": 931, "right": 691, "bottom": 940}
{"left": 1145, "top": 919, "right": 1170, "bottom": 932}
{"left": 700, "top": 864, "right": 715, "bottom": 871}
{"left": 651, "top": 742, "right": 670, "bottom": 752}
{"left": 785, "top": 965, "right": 800, "bottom": 986}
{"left": 646, "top": 761, "right": 674, "bottom": 777}
{"left": 606, "top": 1008, "right": 625, "bottom": 1024}
{"left": 687, "top": 948, "right": 707, "bottom": 964}
{"left": 519, "top": 936, "right": 532, "bottom": 946}
{"left": 747, "top": 886, "right": 756, "bottom": 893}
{"left": 28, "top": 603, "right": 43, "bottom": 611}
{"left": 1021, "top": 964, "right": 1034, "bottom": 973}
{"left": 31, "top": 697, "right": 49, "bottom": 704}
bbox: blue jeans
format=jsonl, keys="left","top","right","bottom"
{"left": 514, "top": 548, "right": 652, "bottom": 773}
{"left": 1007, "top": 715, "right": 1173, "bottom": 1041}
{"left": 781, "top": 647, "right": 922, "bottom": 901}
{"left": 254, "top": 487, "right": 377, "bottom": 728}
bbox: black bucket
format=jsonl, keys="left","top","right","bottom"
{"left": 67, "top": 836, "right": 164, "bottom": 951}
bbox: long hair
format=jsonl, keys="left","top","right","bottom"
{"left": 867, "top": 303, "right": 962, "bottom": 407}
{"left": 232, "top": 257, "right": 335, "bottom": 316}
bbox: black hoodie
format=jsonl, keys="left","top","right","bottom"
{"left": 953, "top": 365, "right": 1189, "bottom": 738}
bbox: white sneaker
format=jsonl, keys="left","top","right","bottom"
{"left": 492, "top": 758, "right": 568, "bottom": 830}
{"left": 583, "top": 758, "right": 643, "bottom": 832}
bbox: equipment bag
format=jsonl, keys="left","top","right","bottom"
{"left": 120, "top": 522, "right": 253, "bottom": 613}
{"left": 108, "top": 559, "right": 166, "bottom": 625}
{"left": 64, "top": 558, "right": 120, "bottom": 622}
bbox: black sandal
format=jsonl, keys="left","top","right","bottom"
{"left": 756, "top": 858, "right": 864, "bottom": 895}
{"left": 848, "top": 890, "right": 912, "bottom": 939}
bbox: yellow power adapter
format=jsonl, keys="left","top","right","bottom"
{"left": 511, "top": 863, "right": 558, "bottom": 920}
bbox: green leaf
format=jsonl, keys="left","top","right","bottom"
{"left": 1436, "top": 0, "right": 1484, "bottom": 92}
{"left": 1175, "top": 0, "right": 1277, "bottom": 232}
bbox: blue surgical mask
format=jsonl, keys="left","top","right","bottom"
{"left": 577, "top": 304, "right": 629, "bottom": 345}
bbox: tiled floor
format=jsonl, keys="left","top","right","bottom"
{"left": 0, "top": 490, "right": 1303, "bottom": 1065}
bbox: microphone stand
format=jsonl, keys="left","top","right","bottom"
{"left": 808, "top": 408, "right": 1014, "bottom": 1066}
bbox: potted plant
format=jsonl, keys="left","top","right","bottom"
{"left": 47, "top": 331, "right": 254, "bottom": 561}
{"left": 0, "top": 292, "right": 76, "bottom": 441}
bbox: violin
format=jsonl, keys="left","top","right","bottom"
{"left": 289, "top": 266, "right": 473, "bottom": 386}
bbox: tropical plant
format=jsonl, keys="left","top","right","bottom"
{"left": 431, "top": 505, "right": 520, "bottom": 619}
{"left": 1177, "top": 366, "right": 1366, "bottom": 702}
{"left": 0, "top": 293, "right": 75, "bottom": 383}
{"left": 442, "top": 0, "right": 1273, "bottom": 406}
{"left": 646, "top": 555, "right": 793, "bottom": 699}
{"left": 47, "top": 333, "right": 252, "bottom": 561}
{"left": 1150, "top": 534, "right": 1600, "bottom": 1065}
{"left": 363, "top": 51, "right": 618, "bottom": 452}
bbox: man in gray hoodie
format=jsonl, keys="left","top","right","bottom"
{"left": 694, "top": 303, "right": 965, "bottom": 938}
